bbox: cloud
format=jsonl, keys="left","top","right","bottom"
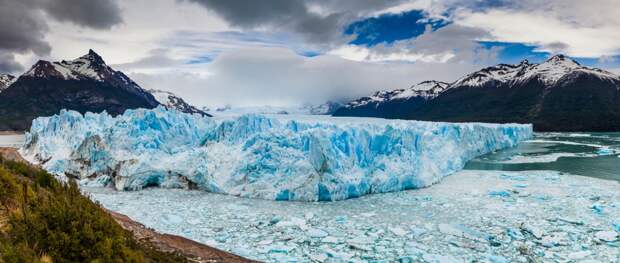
{"left": 0, "top": 51, "right": 24, "bottom": 73}
{"left": 452, "top": 1, "right": 620, "bottom": 57}
{"left": 129, "top": 46, "right": 480, "bottom": 108}
{"left": 0, "top": 1, "right": 51, "bottom": 56}
{"left": 330, "top": 24, "right": 495, "bottom": 64}
{"left": 112, "top": 49, "right": 186, "bottom": 72}
{"left": 41, "top": 0, "right": 123, "bottom": 30}
{"left": 0, "top": 0, "right": 122, "bottom": 73}
{"left": 182, "top": 0, "right": 409, "bottom": 47}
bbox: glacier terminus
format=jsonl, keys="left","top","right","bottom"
{"left": 21, "top": 107, "right": 532, "bottom": 201}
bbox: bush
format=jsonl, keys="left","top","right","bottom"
{"left": 0, "top": 167, "right": 20, "bottom": 210}
{"left": 0, "top": 158, "right": 185, "bottom": 262}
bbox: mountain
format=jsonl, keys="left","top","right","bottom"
{"left": 148, "top": 89, "right": 211, "bottom": 116}
{"left": 0, "top": 50, "right": 161, "bottom": 131}
{"left": 303, "top": 101, "right": 346, "bottom": 115}
{"left": 334, "top": 80, "right": 449, "bottom": 118}
{"left": 0, "top": 74, "right": 15, "bottom": 93}
{"left": 334, "top": 55, "right": 620, "bottom": 132}
{"left": 205, "top": 102, "right": 345, "bottom": 116}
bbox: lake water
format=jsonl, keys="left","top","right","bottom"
{"left": 466, "top": 132, "right": 620, "bottom": 182}
{"left": 0, "top": 134, "right": 25, "bottom": 148}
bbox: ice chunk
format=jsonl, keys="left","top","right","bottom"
{"left": 22, "top": 107, "right": 532, "bottom": 201}
{"left": 594, "top": 231, "right": 618, "bottom": 242}
{"left": 568, "top": 251, "right": 591, "bottom": 260}
{"left": 389, "top": 226, "right": 409, "bottom": 236}
{"left": 306, "top": 228, "right": 328, "bottom": 238}
{"left": 437, "top": 223, "right": 494, "bottom": 243}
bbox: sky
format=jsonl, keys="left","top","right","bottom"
{"left": 2, "top": 0, "right": 620, "bottom": 108}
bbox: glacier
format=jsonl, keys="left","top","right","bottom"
{"left": 21, "top": 107, "right": 532, "bottom": 201}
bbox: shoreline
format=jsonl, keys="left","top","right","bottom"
{"left": 0, "top": 147, "right": 258, "bottom": 263}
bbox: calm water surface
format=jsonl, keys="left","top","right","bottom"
{"left": 0, "top": 134, "right": 25, "bottom": 148}
{"left": 466, "top": 132, "right": 620, "bottom": 181}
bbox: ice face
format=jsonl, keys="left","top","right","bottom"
{"left": 21, "top": 107, "right": 532, "bottom": 201}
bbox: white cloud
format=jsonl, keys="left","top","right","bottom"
{"left": 453, "top": 2, "right": 620, "bottom": 58}
{"left": 16, "top": 0, "right": 230, "bottom": 69}
{"left": 130, "top": 46, "right": 480, "bottom": 108}
{"left": 327, "top": 24, "right": 495, "bottom": 66}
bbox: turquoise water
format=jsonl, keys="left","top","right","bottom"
{"left": 465, "top": 132, "right": 620, "bottom": 181}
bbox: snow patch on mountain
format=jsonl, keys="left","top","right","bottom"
{"left": 148, "top": 89, "right": 210, "bottom": 116}
{"left": 345, "top": 80, "right": 449, "bottom": 108}
{"left": 392, "top": 81, "right": 449, "bottom": 100}
{"left": 21, "top": 107, "right": 532, "bottom": 201}
{"left": 0, "top": 74, "right": 15, "bottom": 92}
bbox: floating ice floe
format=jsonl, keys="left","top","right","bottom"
{"left": 22, "top": 107, "right": 532, "bottom": 201}
{"left": 85, "top": 170, "right": 620, "bottom": 262}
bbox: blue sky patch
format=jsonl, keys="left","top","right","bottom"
{"left": 480, "top": 41, "right": 620, "bottom": 68}
{"left": 479, "top": 41, "right": 549, "bottom": 64}
{"left": 298, "top": 51, "right": 321, "bottom": 57}
{"left": 186, "top": 52, "right": 219, "bottom": 64}
{"left": 344, "top": 10, "right": 448, "bottom": 47}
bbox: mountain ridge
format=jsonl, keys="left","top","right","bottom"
{"left": 148, "top": 89, "right": 211, "bottom": 117}
{"left": 334, "top": 55, "right": 620, "bottom": 131}
{"left": 0, "top": 50, "right": 189, "bottom": 130}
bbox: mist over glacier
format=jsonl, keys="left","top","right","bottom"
{"left": 21, "top": 107, "right": 532, "bottom": 201}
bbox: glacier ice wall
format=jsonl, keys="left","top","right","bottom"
{"left": 21, "top": 107, "right": 532, "bottom": 201}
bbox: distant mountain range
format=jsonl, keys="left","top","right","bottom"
{"left": 0, "top": 50, "right": 206, "bottom": 131}
{"left": 204, "top": 101, "right": 345, "bottom": 116}
{"left": 334, "top": 55, "right": 620, "bottom": 131}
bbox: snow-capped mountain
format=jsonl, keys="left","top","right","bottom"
{"left": 0, "top": 50, "right": 160, "bottom": 131}
{"left": 148, "top": 89, "right": 211, "bottom": 116}
{"left": 334, "top": 80, "right": 449, "bottom": 119}
{"left": 335, "top": 55, "right": 620, "bottom": 131}
{"left": 451, "top": 55, "right": 618, "bottom": 87}
{"left": 0, "top": 74, "right": 15, "bottom": 93}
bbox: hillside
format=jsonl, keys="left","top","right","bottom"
{"left": 0, "top": 149, "right": 255, "bottom": 263}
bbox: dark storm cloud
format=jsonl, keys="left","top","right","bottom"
{"left": 0, "top": 0, "right": 122, "bottom": 73}
{"left": 0, "top": 0, "right": 51, "bottom": 56}
{"left": 41, "top": 0, "right": 123, "bottom": 30}
{"left": 0, "top": 51, "right": 24, "bottom": 73}
{"left": 184, "top": 0, "right": 406, "bottom": 45}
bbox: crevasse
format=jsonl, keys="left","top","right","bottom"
{"left": 21, "top": 107, "right": 532, "bottom": 201}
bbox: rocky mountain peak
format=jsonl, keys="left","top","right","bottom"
{"left": 545, "top": 54, "right": 579, "bottom": 65}
{"left": 79, "top": 49, "right": 106, "bottom": 65}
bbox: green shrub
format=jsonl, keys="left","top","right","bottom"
{"left": 0, "top": 167, "right": 20, "bottom": 209}
{"left": 0, "top": 159, "right": 185, "bottom": 262}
